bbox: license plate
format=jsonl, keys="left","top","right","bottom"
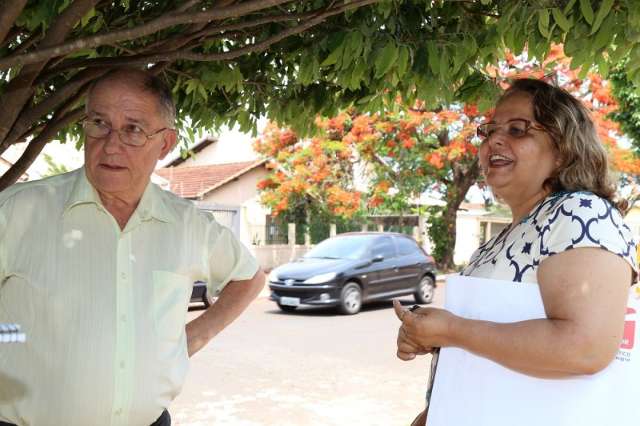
{"left": 280, "top": 296, "right": 300, "bottom": 306}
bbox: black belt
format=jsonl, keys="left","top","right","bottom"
{"left": 0, "top": 409, "right": 170, "bottom": 426}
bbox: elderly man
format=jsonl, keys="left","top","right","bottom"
{"left": 0, "top": 68, "right": 265, "bottom": 426}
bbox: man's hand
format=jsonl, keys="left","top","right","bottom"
{"left": 186, "top": 269, "right": 265, "bottom": 356}
{"left": 393, "top": 299, "right": 454, "bottom": 361}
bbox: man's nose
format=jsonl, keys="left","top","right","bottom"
{"left": 102, "top": 129, "right": 125, "bottom": 153}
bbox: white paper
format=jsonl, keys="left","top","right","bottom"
{"left": 428, "top": 275, "right": 640, "bottom": 426}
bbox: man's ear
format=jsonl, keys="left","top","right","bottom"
{"left": 159, "top": 129, "right": 177, "bottom": 160}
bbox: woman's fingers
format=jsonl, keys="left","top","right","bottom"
{"left": 397, "top": 350, "right": 417, "bottom": 361}
{"left": 393, "top": 299, "right": 408, "bottom": 321}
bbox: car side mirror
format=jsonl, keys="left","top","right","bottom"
{"left": 372, "top": 254, "right": 384, "bottom": 262}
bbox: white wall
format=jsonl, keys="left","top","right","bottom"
{"left": 454, "top": 213, "right": 482, "bottom": 265}
{"left": 197, "top": 167, "right": 269, "bottom": 249}
{"left": 179, "top": 125, "right": 261, "bottom": 167}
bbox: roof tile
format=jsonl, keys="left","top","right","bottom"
{"left": 155, "top": 160, "right": 264, "bottom": 199}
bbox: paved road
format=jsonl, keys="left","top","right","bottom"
{"left": 170, "top": 284, "right": 445, "bottom": 426}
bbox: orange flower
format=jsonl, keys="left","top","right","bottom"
{"left": 463, "top": 104, "right": 479, "bottom": 117}
{"left": 426, "top": 152, "right": 444, "bottom": 169}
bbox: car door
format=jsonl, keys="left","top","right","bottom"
{"left": 367, "top": 236, "right": 399, "bottom": 295}
{"left": 392, "top": 236, "right": 425, "bottom": 292}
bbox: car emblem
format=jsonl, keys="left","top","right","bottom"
{"left": 284, "top": 279, "right": 295, "bottom": 286}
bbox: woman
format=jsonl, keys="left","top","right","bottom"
{"left": 395, "top": 78, "right": 637, "bottom": 424}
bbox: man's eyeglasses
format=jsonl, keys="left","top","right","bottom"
{"left": 82, "top": 119, "right": 171, "bottom": 147}
{"left": 476, "top": 119, "right": 546, "bottom": 141}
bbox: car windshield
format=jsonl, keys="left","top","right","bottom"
{"left": 303, "top": 235, "right": 375, "bottom": 260}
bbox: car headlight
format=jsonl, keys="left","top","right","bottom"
{"left": 303, "top": 272, "right": 338, "bottom": 284}
{"left": 268, "top": 270, "right": 280, "bottom": 283}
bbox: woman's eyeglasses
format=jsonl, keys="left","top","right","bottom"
{"left": 476, "top": 119, "right": 546, "bottom": 141}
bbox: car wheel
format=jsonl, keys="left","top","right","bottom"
{"left": 339, "top": 282, "right": 362, "bottom": 315}
{"left": 277, "top": 302, "right": 298, "bottom": 313}
{"left": 414, "top": 275, "right": 435, "bottom": 304}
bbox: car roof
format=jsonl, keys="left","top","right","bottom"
{"left": 333, "top": 232, "right": 414, "bottom": 238}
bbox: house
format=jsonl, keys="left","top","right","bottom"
{"left": 156, "top": 157, "right": 270, "bottom": 252}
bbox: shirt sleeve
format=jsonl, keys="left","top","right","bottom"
{"left": 539, "top": 193, "right": 638, "bottom": 278}
{"left": 205, "top": 219, "right": 259, "bottom": 296}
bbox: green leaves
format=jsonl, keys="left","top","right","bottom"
{"left": 396, "top": 46, "right": 410, "bottom": 78}
{"left": 591, "top": 0, "right": 614, "bottom": 34}
{"left": 374, "top": 41, "right": 399, "bottom": 78}
{"left": 551, "top": 8, "right": 573, "bottom": 32}
{"left": 579, "top": 0, "right": 594, "bottom": 25}
{"left": 538, "top": 9, "right": 550, "bottom": 38}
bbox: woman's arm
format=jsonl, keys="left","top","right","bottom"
{"left": 396, "top": 247, "right": 631, "bottom": 378}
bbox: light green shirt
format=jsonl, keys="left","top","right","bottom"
{"left": 0, "top": 168, "right": 258, "bottom": 426}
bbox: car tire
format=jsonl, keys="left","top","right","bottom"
{"left": 339, "top": 282, "right": 362, "bottom": 315}
{"left": 414, "top": 275, "right": 435, "bottom": 304}
{"left": 277, "top": 302, "right": 298, "bottom": 313}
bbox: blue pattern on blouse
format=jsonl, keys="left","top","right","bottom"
{"left": 461, "top": 192, "right": 638, "bottom": 283}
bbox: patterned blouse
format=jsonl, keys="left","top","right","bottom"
{"left": 461, "top": 191, "right": 638, "bottom": 283}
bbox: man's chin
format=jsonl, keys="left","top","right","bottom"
{"left": 92, "top": 175, "right": 132, "bottom": 195}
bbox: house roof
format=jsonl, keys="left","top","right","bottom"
{"left": 164, "top": 136, "right": 217, "bottom": 167}
{"left": 155, "top": 159, "right": 266, "bottom": 199}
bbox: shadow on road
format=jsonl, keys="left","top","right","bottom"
{"left": 264, "top": 299, "right": 424, "bottom": 317}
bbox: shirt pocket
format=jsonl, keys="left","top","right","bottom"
{"left": 152, "top": 271, "right": 192, "bottom": 342}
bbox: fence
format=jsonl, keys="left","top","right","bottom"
{"left": 252, "top": 221, "right": 424, "bottom": 271}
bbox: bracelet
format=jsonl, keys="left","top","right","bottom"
{"left": 409, "top": 304, "right": 421, "bottom": 312}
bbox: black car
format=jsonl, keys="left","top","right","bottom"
{"left": 268, "top": 232, "right": 437, "bottom": 315}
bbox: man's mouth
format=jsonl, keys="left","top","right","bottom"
{"left": 488, "top": 154, "right": 513, "bottom": 167}
{"left": 99, "top": 164, "right": 126, "bottom": 171}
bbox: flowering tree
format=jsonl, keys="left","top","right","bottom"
{"left": 255, "top": 45, "right": 640, "bottom": 269}
{"left": 252, "top": 121, "right": 361, "bottom": 226}
{"left": 344, "top": 106, "right": 481, "bottom": 270}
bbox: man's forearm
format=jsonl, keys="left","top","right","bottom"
{"left": 186, "top": 269, "right": 265, "bottom": 356}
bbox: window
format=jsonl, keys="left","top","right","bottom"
{"left": 396, "top": 236, "right": 420, "bottom": 256}
{"left": 370, "top": 236, "right": 396, "bottom": 259}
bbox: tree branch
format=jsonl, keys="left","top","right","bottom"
{"left": 0, "top": 108, "right": 84, "bottom": 191}
{"left": 35, "top": 0, "right": 379, "bottom": 70}
{"left": 0, "top": 0, "right": 27, "bottom": 45}
{"left": 0, "top": 0, "right": 296, "bottom": 70}
{"left": 176, "top": 0, "right": 204, "bottom": 13}
{"left": 0, "top": 0, "right": 99, "bottom": 148}
{"left": 2, "top": 68, "right": 108, "bottom": 152}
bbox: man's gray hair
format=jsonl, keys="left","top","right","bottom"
{"left": 86, "top": 67, "right": 176, "bottom": 126}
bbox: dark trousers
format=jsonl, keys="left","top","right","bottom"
{"left": 0, "top": 409, "right": 170, "bottom": 426}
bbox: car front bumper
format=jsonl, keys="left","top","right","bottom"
{"left": 269, "top": 282, "right": 341, "bottom": 306}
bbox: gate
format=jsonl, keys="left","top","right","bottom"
{"left": 198, "top": 204, "right": 240, "bottom": 237}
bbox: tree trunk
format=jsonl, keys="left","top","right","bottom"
{"left": 432, "top": 158, "right": 480, "bottom": 271}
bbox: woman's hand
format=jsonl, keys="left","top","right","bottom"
{"left": 393, "top": 299, "right": 456, "bottom": 361}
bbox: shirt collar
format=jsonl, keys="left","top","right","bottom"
{"left": 64, "top": 167, "right": 175, "bottom": 224}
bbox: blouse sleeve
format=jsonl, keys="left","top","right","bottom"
{"left": 539, "top": 192, "right": 638, "bottom": 278}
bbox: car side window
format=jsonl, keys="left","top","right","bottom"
{"left": 396, "top": 236, "right": 420, "bottom": 256}
{"left": 370, "top": 236, "right": 396, "bottom": 259}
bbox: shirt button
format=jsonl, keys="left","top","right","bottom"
{"left": 115, "top": 409, "right": 122, "bottom": 416}
{"left": 120, "top": 315, "right": 126, "bottom": 322}
{"left": 120, "top": 361, "right": 125, "bottom": 369}
{"left": 120, "top": 272, "right": 126, "bottom": 280}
